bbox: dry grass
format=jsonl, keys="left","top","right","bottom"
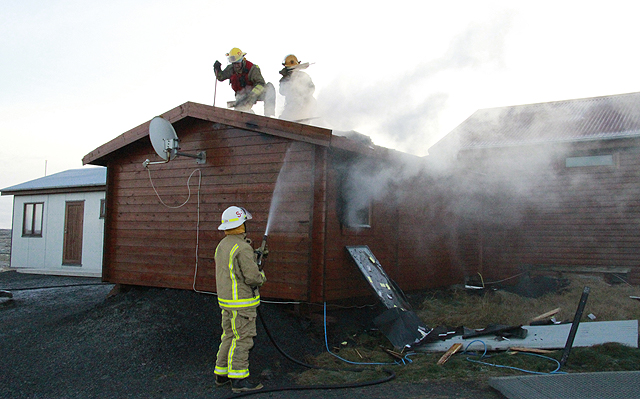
{"left": 297, "top": 275, "right": 640, "bottom": 385}
{"left": 417, "top": 275, "right": 640, "bottom": 329}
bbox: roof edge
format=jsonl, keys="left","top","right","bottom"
{"left": 1, "top": 185, "right": 106, "bottom": 196}
{"left": 457, "top": 129, "right": 640, "bottom": 150}
{"left": 475, "top": 91, "right": 640, "bottom": 113}
{"left": 82, "top": 102, "right": 334, "bottom": 166}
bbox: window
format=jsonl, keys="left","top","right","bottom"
{"left": 566, "top": 154, "right": 614, "bottom": 168}
{"left": 100, "top": 199, "right": 106, "bottom": 219}
{"left": 23, "top": 202, "right": 44, "bottom": 237}
{"left": 348, "top": 202, "right": 372, "bottom": 228}
{"left": 335, "top": 155, "right": 375, "bottom": 230}
{"left": 339, "top": 193, "right": 372, "bottom": 229}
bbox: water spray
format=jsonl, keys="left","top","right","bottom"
{"left": 256, "top": 143, "right": 299, "bottom": 271}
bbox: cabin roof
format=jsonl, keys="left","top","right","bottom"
{"left": 430, "top": 91, "right": 640, "bottom": 153}
{"left": 1, "top": 167, "right": 106, "bottom": 196}
{"left": 83, "top": 102, "right": 413, "bottom": 166}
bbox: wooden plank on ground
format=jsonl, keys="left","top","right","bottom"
{"left": 416, "top": 320, "right": 638, "bottom": 352}
{"left": 530, "top": 307, "right": 561, "bottom": 323}
{"left": 437, "top": 343, "right": 463, "bottom": 365}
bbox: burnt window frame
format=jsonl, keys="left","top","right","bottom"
{"left": 22, "top": 202, "right": 44, "bottom": 237}
{"left": 336, "top": 164, "right": 373, "bottom": 231}
{"left": 345, "top": 200, "right": 372, "bottom": 229}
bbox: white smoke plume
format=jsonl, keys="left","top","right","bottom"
{"left": 315, "top": 12, "right": 513, "bottom": 156}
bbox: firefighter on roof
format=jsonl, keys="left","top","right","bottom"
{"left": 213, "top": 206, "right": 266, "bottom": 393}
{"left": 278, "top": 54, "right": 317, "bottom": 122}
{"left": 214, "top": 47, "right": 276, "bottom": 117}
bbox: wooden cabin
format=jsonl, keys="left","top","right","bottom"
{"left": 83, "top": 102, "right": 460, "bottom": 302}
{"left": 429, "top": 92, "right": 640, "bottom": 285}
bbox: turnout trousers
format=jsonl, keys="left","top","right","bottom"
{"left": 214, "top": 308, "right": 257, "bottom": 379}
{"left": 234, "top": 83, "right": 276, "bottom": 116}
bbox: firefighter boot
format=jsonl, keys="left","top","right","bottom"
{"left": 215, "top": 375, "right": 230, "bottom": 387}
{"left": 231, "top": 378, "right": 263, "bottom": 393}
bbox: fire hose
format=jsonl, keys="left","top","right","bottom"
{"left": 225, "top": 234, "right": 396, "bottom": 397}
{"left": 223, "top": 306, "right": 396, "bottom": 399}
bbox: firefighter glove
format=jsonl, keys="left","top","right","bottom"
{"left": 249, "top": 85, "right": 264, "bottom": 101}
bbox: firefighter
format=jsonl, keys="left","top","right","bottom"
{"left": 214, "top": 206, "right": 266, "bottom": 393}
{"left": 214, "top": 48, "right": 276, "bottom": 117}
{"left": 278, "top": 54, "right": 317, "bottom": 122}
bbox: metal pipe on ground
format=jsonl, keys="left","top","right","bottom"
{"left": 560, "top": 286, "right": 590, "bottom": 367}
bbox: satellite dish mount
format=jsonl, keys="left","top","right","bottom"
{"left": 143, "top": 116, "right": 206, "bottom": 167}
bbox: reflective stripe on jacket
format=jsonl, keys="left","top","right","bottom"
{"left": 215, "top": 233, "right": 266, "bottom": 310}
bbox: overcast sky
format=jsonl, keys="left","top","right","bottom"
{"left": 2, "top": 0, "right": 640, "bottom": 229}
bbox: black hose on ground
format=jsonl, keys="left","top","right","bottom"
{"left": 0, "top": 283, "right": 109, "bottom": 291}
{"left": 222, "top": 306, "right": 396, "bottom": 398}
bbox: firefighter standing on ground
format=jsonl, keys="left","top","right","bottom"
{"left": 214, "top": 47, "right": 276, "bottom": 117}
{"left": 214, "top": 206, "right": 266, "bottom": 393}
{"left": 278, "top": 54, "right": 316, "bottom": 122}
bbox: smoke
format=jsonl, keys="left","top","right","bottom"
{"left": 430, "top": 92, "right": 640, "bottom": 233}
{"left": 337, "top": 151, "right": 427, "bottom": 228}
{"left": 315, "top": 12, "right": 513, "bottom": 156}
{"left": 338, "top": 90, "right": 640, "bottom": 245}
{"left": 278, "top": 67, "right": 317, "bottom": 122}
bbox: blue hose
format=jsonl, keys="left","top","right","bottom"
{"left": 323, "top": 302, "right": 414, "bottom": 366}
{"left": 463, "top": 339, "right": 566, "bottom": 375}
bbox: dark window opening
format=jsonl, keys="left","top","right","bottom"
{"left": 337, "top": 171, "right": 373, "bottom": 229}
{"left": 348, "top": 201, "right": 372, "bottom": 228}
{"left": 23, "top": 202, "right": 44, "bottom": 237}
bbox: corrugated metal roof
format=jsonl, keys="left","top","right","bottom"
{"left": 432, "top": 92, "right": 640, "bottom": 151}
{"left": 0, "top": 167, "right": 106, "bottom": 194}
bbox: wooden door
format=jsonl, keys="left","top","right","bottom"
{"left": 63, "top": 201, "right": 84, "bottom": 265}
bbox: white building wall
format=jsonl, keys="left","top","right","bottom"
{"left": 10, "top": 191, "right": 105, "bottom": 277}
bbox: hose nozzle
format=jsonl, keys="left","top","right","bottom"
{"left": 256, "top": 234, "right": 268, "bottom": 270}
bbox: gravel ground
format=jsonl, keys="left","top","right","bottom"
{"left": 0, "top": 229, "right": 502, "bottom": 398}
{"left": 0, "top": 229, "right": 10, "bottom": 271}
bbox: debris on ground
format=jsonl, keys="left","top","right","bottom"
{"left": 437, "top": 343, "right": 462, "bottom": 365}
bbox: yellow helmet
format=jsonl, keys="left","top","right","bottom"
{"left": 283, "top": 54, "right": 300, "bottom": 68}
{"left": 226, "top": 47, "right": 246, "bottom": 63}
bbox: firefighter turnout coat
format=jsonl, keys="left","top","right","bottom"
{"left": 215, "top": 233, "right": 266, "bottom": 310}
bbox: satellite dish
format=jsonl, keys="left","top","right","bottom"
{"left": 149, "top": 116, "right": 179, "bottom": 161}
{"left": 143, "top": 116, "right": 206, "bottom": 167}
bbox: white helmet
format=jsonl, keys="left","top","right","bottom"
{"left": 218, "top": 206, "right": 252, "bottom": 230}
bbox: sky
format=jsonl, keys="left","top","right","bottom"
{"left": 2, "top": 0, "right": 640, "bottom": 229}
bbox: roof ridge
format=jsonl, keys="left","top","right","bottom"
{"left": 477, "top": 91, "right": 640, "bottom": 112}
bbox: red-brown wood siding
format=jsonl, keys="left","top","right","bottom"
{"left": 321, "top": 152, "right": 394, "bottom": 301}
{"left": 309, "top": 146, "right": 328, "bottom": 302}
{"left": 454, "top": 141, "right": 640, "bottom": 284}
{"left": 320, "top": 151, "right": 461, "bottom": 301}
{"left": 99, "top": 114, "right": 468, "bottom": 302}
{"left": 102, "top": 118, "right": 317, "bottom": 300}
